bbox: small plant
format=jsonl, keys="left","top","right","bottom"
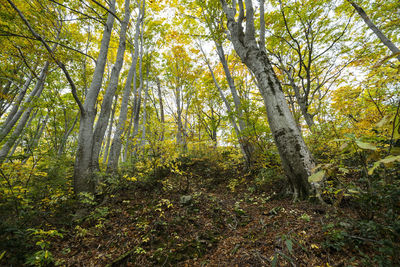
{"left": 25, "top": 229, "right": 63, "bottom": 266}
{"left": 322, "top": 223, "right": 347, "bottom": 251}
{"left": 134, "top": 246, "right": 146, "bottom": 255}
{"left": 78, "top": 192, "right": 96, "bottom": 206}
{"left": 299, "top": 213, "right": 311, "bottom": 222}
{"left": 227, "top": 178, "right": 240, "bottom": 192}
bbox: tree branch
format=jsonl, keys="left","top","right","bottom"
{"left": 6, "top": 0, "right": 85, "bottom": 115}
{"left": 90, "top": 0, "right": 122, "bottom": 23}
{"left": 0, "top": 31, "right": 97, "bottom": 64}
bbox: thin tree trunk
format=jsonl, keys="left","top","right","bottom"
{"left": 102, "top": 95, "right": 118, "bottom": 165}
{"left": 0, "top": 80, "right": 13, "bottom": 117}
{"left": 215, "top": 44, "right": 254, "bottom": 165}
{"left": 107, "top": 0, "right": 145, "bottom": 172}
{"left": 6, "top": 135, "right": 21, "bottom": 161}
{"left": 140, "top": 63, "right": 150, "bottom": 148}
{"left": 347, "top": 0, "right": 400, "bottom": 61}
{"left": 156, "top": 78, "right": 165, "bottom": 141}
{"left": 131, "top": 15, "right": 145, "bottom": 149}
{"left": 58, "top": 114, "right": 78, "bottom": 156}
{"left": 6, "top": 110, "right": 38, "bottom": 161}
{"left": 90, "top": 0, "right": 131, "bottom": 171}
{"left": 23, "top": 114, "right": 49, "bottom": 163}
{"left": 0, "top": 69, "right": 46, "bottom": 163}
{"left": 199, "top": 42, "right": 252, "bottom": 166}
{"left": 175, "top": 85, "right": 184, "bottom": 146}
{"left": 0, "top": 68, "right": 44, "bottom": 143}
{"left": 287, "top": 76, "right": 315, "bottom": 129}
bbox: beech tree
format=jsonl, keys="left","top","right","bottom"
{"left": 73, "top": 0, "right": 117, "bottom": 194}
{"left": 219, "top": 0, "right": 315, "bottom": 199}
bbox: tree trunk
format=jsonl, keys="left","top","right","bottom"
{"left": 199, "top": 42, "right": 253, "bottom": 166}
{"left": 90, "top": 0, "right": 131, "bottom": 171}
{"left": 107, "top": 0, "right": 145, "bottom": 172}
{"left": 220, "top": 0, "right": 314, "bottom": 200}
{"left": 130, "top": 15, "right": 145, "bottom": 153}
{"left": 73, "top": 0, "right": 116, "bottom": 195}
{"left": 0, "top": 68, "right": 44, "bottom": 143}
{"left": 0, "top": 68, "right": 47, "bottom": 163}
{"left": 0, "top": 74, "right": 31, "bottom": 121}
{"left": 215, "top": 44, "right": 254, "bottom": 166}
{"left": 102, "top": 95, "right": 117, "bottom": 165}
{"left": 6, "top": 110, "right": 37, "bottom": 161}
{"left": 58, "top": 114, "right": 78, "bottom": 156}
{"left": 23, "top": 114, "right": 49, "bottom": 163}
{"left": 140, "top": 63, "right": 150, "bottom": 149}
{"left": 347, "top": 0, "right": 400, "bottom": 61}
{"left": 287, "top": 77, "right": 315, "bottom": 129}
{"left": 156, "top": 78, "right": 165, "bottom": 141}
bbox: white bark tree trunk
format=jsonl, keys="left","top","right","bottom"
{"left": 220, "top": 0, "right": 314, "bottom": 199}
{"left": 0, "top": 69, "right": 43, "bottom": 142}
{"left": 102, "top": 95, "right": 118, "bottom": 165}
{"left": 73, "top": 0, "right": 116, "bottom": 194}
{"left": 140, "top": 63, "right": 150, "bottom": 149}
{"left": 107, "top": 0, "right": 145, "bottom": 172}
{"left": 156, "top": 78, "right": 165, "bottom": 141}
{"left": 130, "top": 15, "right": 145, "bottom": 153}
{"left": 199, "top": 43, "right": 253, "bottom": 165}
{"left": 90, "top": 0, "right": 131, "bottom": 171}
{"left": 0, "top": 65, "right": 48, "bottom": 163}
{"left": 215, "top": 44, "right": 254, "bottom": 166}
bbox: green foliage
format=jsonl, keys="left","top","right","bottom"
{"left": 0, "top": 156, "right": 74, "bottom": 265}
{"left": 25, "top": 229, "right": 63, "bottom": 267}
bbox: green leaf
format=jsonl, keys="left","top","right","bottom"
{"left": 344, "top": 133, "right": 355, "bottom": 140}
{"left": 355, "top": 141, "right": 377, "bottom": 151}
{"left": 375, "top": 115, "right": 389, "bottom": 128}
{"left": 368, "top": 155, "right": 400, "bottom": 175}
{"left": 331, "top": 138, "right": 347, "bottom": 142}
{"left": 347, "top": 189, "right": 360, "bottom": 194}
{"left": 285, "top": 239, "right": 293, "bottom": 254}
{"left": 271, "top": 254, "right": 278, "bottom": 267}
{"left": 0, "top": 251, "right": 6, "bottom": 260}
{"left": 308, "top": 170, "right": 325, "bottom": 183}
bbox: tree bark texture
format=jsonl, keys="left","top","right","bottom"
{"left": 102, "top": 95, "right": 118, "bottom": 165}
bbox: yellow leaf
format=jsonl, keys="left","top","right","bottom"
{"left": 308, "top": 170, "right": 325, "bottom": 183}
{"left": 311, "top": 244, "right": 319, "bottom": 249}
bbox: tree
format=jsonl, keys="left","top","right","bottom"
{"left": 90, "top": 0, "right": 132, "bottom": 172}
{"left": 219, "top": 0, "right": 315, "bottom": 200}
{"left": 267, "top": 0, "right": 353, "bottom": 130}
{"left": 73, "top": 0, "right": 117, "bottom": 194}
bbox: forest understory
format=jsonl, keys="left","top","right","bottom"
{"left": 2, "top": 149, "right": 400, "bottom": 266}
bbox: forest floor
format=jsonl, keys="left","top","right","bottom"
{"left": 50, "top": 158, "right": 371, "bottom": 267}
